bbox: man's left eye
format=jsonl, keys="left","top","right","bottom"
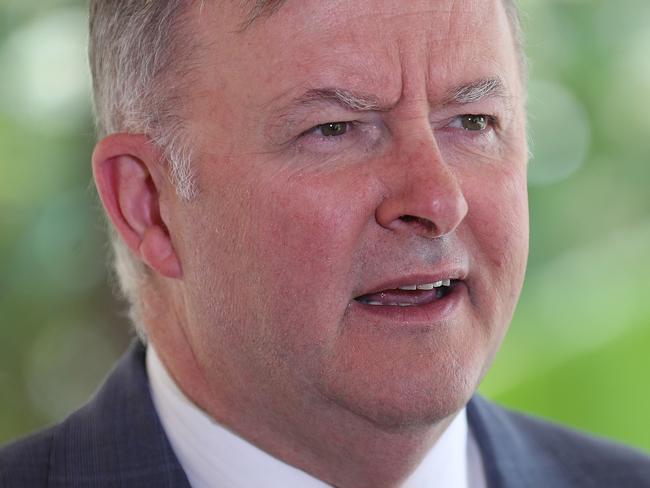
{"left": 458, "top": 114, "right": 491, "bottom": 131}
{"left": 315, "top": 122, "right": 349, "bottom": 137}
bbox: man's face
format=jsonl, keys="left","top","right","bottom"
{"left": 169, "top": 0, "right": 528, "bottom": 428}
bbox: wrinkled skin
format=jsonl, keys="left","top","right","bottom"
{"left": 148, "top": 0, "right": 528, "bottom": 485}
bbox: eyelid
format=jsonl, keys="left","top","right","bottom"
{"left": 446, "top": 114, "right": 497, "bottom": 131}
{"left": 294, "top": 118, "right": 385, "bottom": 157}
{"left": 303, "top": 121, "right": 354, "bottom": 138}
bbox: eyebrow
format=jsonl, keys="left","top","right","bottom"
{"left": 278, "top": 77, "right": 510, "bottom": 119}
{"left": 442, "top": 77, "right": 509, "bottom": 106}
{"left": 285, "top": 88, "right": 386, "bottom": 113}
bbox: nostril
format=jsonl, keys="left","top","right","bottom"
{"left": 399, "top": 215, "right": 437, "bottom": 236}
{"left": 400, "top": 215, "right": 423, "bottom": 224}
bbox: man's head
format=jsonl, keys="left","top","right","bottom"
{"left": 90, "top": 0, "right": 529, "bottom": 478}
{"left": 89, "top": 0, "right": 525, "bottom": 335}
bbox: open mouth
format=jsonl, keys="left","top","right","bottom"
{"left": 354, "top": 279, "right": 458, "bottom": 307}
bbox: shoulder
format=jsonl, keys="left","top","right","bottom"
{"left": 0, "top": 342, "right": 142, "bottom": 488}
{"left": 469, "top": 395, "right": 650, "bottom": 487}
{"left": 0, "top": 425, "right": 56, "bottom": 487}
{"left": 0, "top": 340, "right": 188, "bottom": 488}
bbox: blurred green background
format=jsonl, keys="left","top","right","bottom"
{"left": 1, "top": 0, "right": 649, "bottom": 452}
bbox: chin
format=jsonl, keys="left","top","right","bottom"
{"left": 319, "top": 352, "right": 481, "bottom": 432}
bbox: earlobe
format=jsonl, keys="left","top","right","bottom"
{"left": 92, "top": 133, "right": 183, "bottom": 279}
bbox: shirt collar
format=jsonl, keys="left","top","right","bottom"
{"left": 147, "top": 344, "right": 485, "bottom": 488}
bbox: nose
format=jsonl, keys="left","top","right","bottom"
{"left": 375, "top": 132, "right": 468, "bottom": 239}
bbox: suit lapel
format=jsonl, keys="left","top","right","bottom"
{"left": 47, "top": 341, "right": 191, "bottom": 487}
{"left": 468, "top": 396, "right": 534, "bottom": 488}
{"left": 468, "top": 395, "right": 582, "bottom": 488}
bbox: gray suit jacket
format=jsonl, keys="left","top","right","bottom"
{"left": 2, "top": 341, "right": 649, "bottom": 487}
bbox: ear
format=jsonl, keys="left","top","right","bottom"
{"left": 92, "top": 133, "right": 182, "bottom": 279}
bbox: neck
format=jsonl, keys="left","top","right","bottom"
{"left": 237, "top": 403, "right": 458, "bottom": 488}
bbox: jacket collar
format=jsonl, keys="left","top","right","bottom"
{"left": 48, "top": 339, "right": 547, "bottom": 488}
{"left": 48, "top": 340, "right": 191, "bottom": 487}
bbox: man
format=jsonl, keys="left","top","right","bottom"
{"left": 1, "top": 0, "right": 649, "bottom": 486}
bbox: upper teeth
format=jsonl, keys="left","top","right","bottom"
{"left": 398, "top": 280, "right": 451, "bottom": 291}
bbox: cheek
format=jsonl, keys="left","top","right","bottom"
{"left": 253, "top": 175, "right": 370, "bottom": 300}
{"left": 229, "top": 168, "right": 378, "bottom": 346}
{"left": 464, "top": 163, "right": 529, "bottom": 306}
{"left": 218, "top": 170, "right": 381, "bottom": 379}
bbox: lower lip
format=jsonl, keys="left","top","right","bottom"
{"left": 349, "top": 282, "right": 467, "bottom": 328}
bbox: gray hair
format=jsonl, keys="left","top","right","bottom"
{"left": 89, "top": 0, "right": 200, "bottom": 339}
{"left": 89, "top": 0, "right": 524, "bottom": 339}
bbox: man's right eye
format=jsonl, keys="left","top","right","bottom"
{"left": 295, "top": 119, "right": 382, "bottom": 156}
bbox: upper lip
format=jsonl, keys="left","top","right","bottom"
{"left": 354, "top": 268, "right": 468, "bottom": 299}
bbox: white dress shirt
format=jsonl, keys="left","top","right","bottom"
{"left": 147, "top": 345, "right": 487, "bottom": 488}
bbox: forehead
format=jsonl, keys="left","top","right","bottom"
{"left": 189, "top": 0, "right": 519, "bottom": 109}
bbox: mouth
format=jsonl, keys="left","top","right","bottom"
{"left": 354, "top": 279, "right": 459, "bottom": 307}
